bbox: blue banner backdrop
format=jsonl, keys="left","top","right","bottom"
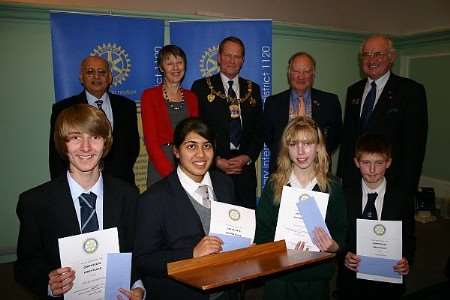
{"left": 169, "top": 20, "right": 272, "bottom": 190}
{"left": 51, "top": 12, "right": 164, "bottom": 102}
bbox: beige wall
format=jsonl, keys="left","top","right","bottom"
{"left": 3, "top": 0, "right": 450, "bottom": 34}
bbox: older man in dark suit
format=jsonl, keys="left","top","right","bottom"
{"left": 337, "top": 34, "right": 428, "bottom": 197}
{"left": 191, "top": 36, "right": 263, "bottom": 209}
{"left": 264, "top": 51, "right": 342, "bottom": 173}
{"left": 49, "top": 55, "right": 140, "bottom": 185}
{"left": 15, "top": 104, "right": 143, "bottom": 300}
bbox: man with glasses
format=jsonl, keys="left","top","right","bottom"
{"left": 337, "top": 34, "right": 428, "bottom": 198}
{"left": 49, "top": 55, "right": 140, "bottom": 185}
{"left": 264, "top": 51, "right": 342, "bottom": 173}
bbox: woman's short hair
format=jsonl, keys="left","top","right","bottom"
{"left": 157, "top": 44, "right": 187, "bottom": 70}
{"left": 54, "top": 104, "right": 112, "bottom": 160}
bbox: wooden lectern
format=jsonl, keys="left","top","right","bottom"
{"left": 167, "top": 240, "right": 335, "bottom": 290}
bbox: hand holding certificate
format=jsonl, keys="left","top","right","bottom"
{"left": 58, "top": 228, "right": 120, "bottom": 300}
{"left": 356, "top": 219, "right": 403, "bottom": 284}
{"left": 274, "top": 186, "right": 329, "bottom": 251}
{"left": 104, "top": 253, "right": 132, "bottom": 300}
{"left": 209, "top": 201, "right": 256, "bottom": 252}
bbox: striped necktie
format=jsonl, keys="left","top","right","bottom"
{"left": 79, "top": 192, "right": 99, "bottom": 233}
{"left": 95, "top": 99, "right": 104, "bottom": 112}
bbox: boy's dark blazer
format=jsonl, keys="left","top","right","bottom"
{"left": 345, "top": 182, "right": 415, "bottom": 262}
{"left": 337, "top": 182, "right": 416, "bottom": 297}
{"left": 14, "top": 175, "right": 139, "bottom": 299}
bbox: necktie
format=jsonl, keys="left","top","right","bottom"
{"left": 227, "top": 80, "right": 242, "bottom": 147}
{"left": 360, "top": 81, "right": 377, "bottom": 129}
{"left": 227, "top": 80, "right": 237, "bottom": 99}
{"left": 362, "top": 192, "right": 378, "bottom": 220}
{"left": 298, "top": 95, "right": 306, "bottom": 116}
{"left": 95, "top": 99, "right": 104, "bottom": 112}
{"left": 79, "top": 192, "right": 99, "bottom": 233}
{"left": 196, "top": 185, "right": 211, "bottom": 208}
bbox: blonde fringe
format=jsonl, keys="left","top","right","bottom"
{"left": 271, "top": 116, "right": 330, "bottom": 204}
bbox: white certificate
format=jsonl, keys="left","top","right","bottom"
{"left": 209, "top": 200, "right": 255, "bottom": 252}
{"left": 356, "top": 219, "right": 403, "bottom": 284}
{"left": 274, "top": 186, "right": 329, "bottom": 251}
{"left": 58, "top": 228, "right": 120, "bottom": 300}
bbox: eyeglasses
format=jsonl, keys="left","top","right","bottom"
{"left": 84, "top": 68, "right": 108, "bottom": 77}
{"left": 361, "top": 51, "right": 388, "bottom": 59}
{"left": 289, "top": 69, "right": 314, "bottom": 76}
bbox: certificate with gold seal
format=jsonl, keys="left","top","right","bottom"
{"left": 209, "top": 201, "right": 255, "bottom": 252}
{"left": 274, "top": 186, "right": 329, "bottom": 251}
{"left": 58, "top": 228, "right": 120, "bottom": 300}
{"left": 356, "top": 219, "right": 403, "bottom": 283}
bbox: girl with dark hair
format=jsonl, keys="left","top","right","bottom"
{"left": 134, "top": 117, "right": 238, "bottom": 300}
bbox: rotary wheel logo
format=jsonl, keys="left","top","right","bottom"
{"left": 228, "top": 209, "right": 240, "bottom": 221}
{"left": 199, "top": 46, "right": 219, "bottom": 77}
{"left": 299, "top": 193, "right": 311, "bottom": 202}
{"left": 91, "top": 43, "right": 131, "bottom": 87}
{"left": 373, "top": 224, "right": 386, "bottom": 236}
{"left": 83, "top": 238, "right": 98, "bottom": 254}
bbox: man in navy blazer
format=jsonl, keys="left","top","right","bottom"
{"left": 337, "top": 35, "right": 428, "bottom": 197}
{"left": 264, "top": 51, "right": 342, "bottom": 173}
{"left": 49, "top": 55, "right": 140, "bottom": 185}
{"left": 191, "top": 36, "right": 263, "bottom": 209}
{"left": 134, "top": 118, "right": 238, "bottom": 300}
{"left": 15, "top": 104, "right": 143, "bottom": 299}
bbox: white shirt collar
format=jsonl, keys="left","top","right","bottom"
{"left": 361, "top": 177, "right": 387, "bottom": 220}
{"left": 85, "top": 90, "right": 108, "bottom": 103}
{"left": 177, "top": 166, "right": 214, "bottom": 206}
{"left": 367, "top": 70, "right": 390, "bottom": 90}
{"left": 288, "top": 172, "right": 318, "bottom": 191}
{"left": 362, "top": 177, "right": 386, "bottom": 194}
{"left": 67, "top": 171, "right": 103, "bottom": 201}
{"left": 220, "top": 73, "right": 239, "bottom": 96}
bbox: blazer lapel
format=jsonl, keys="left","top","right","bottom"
{"left": 311, "top": 89, "right": 320, "bottom": 121}
{"left": 213, "top": 73, "right": 226, "bottom": 95}
{"left": 355, "top": 188, "right": 363, "bottom": 218}
{"left": 238, "top": 77, "right": 249, "bottom": 122}
{"left": 380, "top": 182, "right": 399, "bottom": 220}
{"left": 350, "top": 81, "right": 366, "bottom": 127}
{"left": 77, "top": 91, "right": 89, "bottom": 104}
{"left": 369, "top": 74, "right": 397, "bottom": 128}
{"left": 103, "top": 176, "right": 120, "bottom": 229}
{"left": 280, "top": 90, "right": 290, "bottom": 126}
{"left": 50, "top": 177, "right": 81, "bottom": 236}
{"left": 108, "top": 92, "right": 119, "bottom": 125}
{"left": 168, "top": 173, "right": 205, "bottom": 233}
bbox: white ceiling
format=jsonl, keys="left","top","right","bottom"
{"left": 4, "top": 0, "right": 450, "bottom": 35}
